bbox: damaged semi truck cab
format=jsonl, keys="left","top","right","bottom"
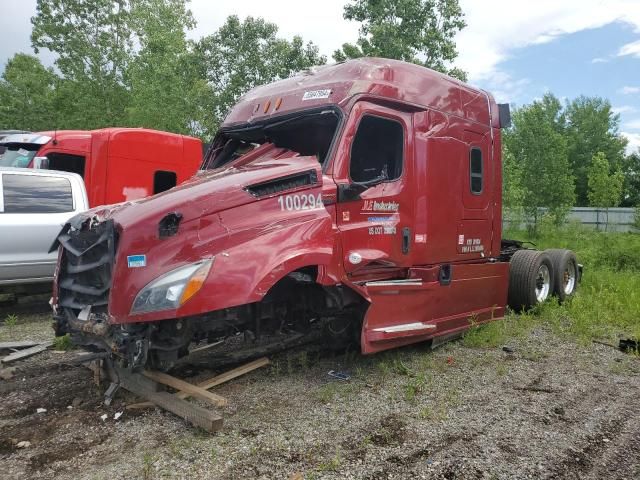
{"left": 52, "top": 58, "right": 579, "bottom": 370}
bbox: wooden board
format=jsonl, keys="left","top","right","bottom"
{"left": 0, "top": 341, "right": 40, "bottom": 350}
{"left": 113, "top": 365, "right": 223, "bottom": 433}
{"left": 143, "top": 370, "right": 228, "bottom": 407}
{"left": 1, "top": 341, "right": 53, "bottom": 364}
{"left": 177, "top": 357, "right": 270, "bottom": 400}
{"left": 128, "top": 357, "right": 270, "bottom": 409}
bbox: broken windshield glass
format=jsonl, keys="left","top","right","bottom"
{"left": 203, "top": 109, "right": 341, "bottom": 170}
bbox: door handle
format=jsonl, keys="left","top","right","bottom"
{"left": 402, "top": 227, "right": 410, "bottom": 254}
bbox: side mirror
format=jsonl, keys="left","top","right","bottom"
{"left": 33, "top": 156, "right": 50, "bottom": 169}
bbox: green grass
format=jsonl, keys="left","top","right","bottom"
{"left": 465, "top": 223, "right": 640, "bottom": 347}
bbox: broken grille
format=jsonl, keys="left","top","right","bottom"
{"left": 57, "top": 219, "right": 116, "bottom": 316}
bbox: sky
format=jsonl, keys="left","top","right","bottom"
{"left": 1, "top": 0, "right": 639, "bottom": 153}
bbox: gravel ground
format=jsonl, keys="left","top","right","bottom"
{"left": 1, "top": 304, "right": 639, "bottom": 480}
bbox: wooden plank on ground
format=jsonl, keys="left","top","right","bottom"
{"left": 114, "top": 366, "right": 223, "bottom": 432}
{"left": 143, "top": 370, "right": 228, "bottom": 407}
{"left": 1, "top": 341, "right": 53, "bottom": 364}
{"left": 128, "top": 357, "right": 270, "bottom": 409}
{"left": 0, "top": 341, "right": 40, "bottom": 350}
{"left": 178, "top": 357, "right": 270, "bottom": 400}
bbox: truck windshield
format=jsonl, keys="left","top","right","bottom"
{"left": 203, "top": 109, "right": 340, "bottom": 170}
{"left": 0, "top": 145, "right": 40, "bottom": 168}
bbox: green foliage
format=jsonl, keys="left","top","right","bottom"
{"left": 587, "top": 151, "right": 624, "bottom": 230}
{"left": 3, "top": 3, "right": 323, "bottom": 138}
{"left": 565, "top": 96, "right": 628, "bottom": 206}
{"left": 502, "top": 142, "right": 525, "bottom": 225}
{"left": 192, "top": 15, "right": 326, "bottom": 137}
{"left": 31, "top": 0, "right": 134, "bottom": 128}
{"left": 53, "top": 334, "right": 73, "bottom": 351}
{"left": 621, "top": 152, "right": 640, "bottom": 207}
{"left": 4, "top": 314, "right": 18, "bottom": 329}
{"left": 126, "top": 0, "right": 199, "bottom": 133}
{"left": 334, "top": 0, "right": 467, "bottom": 80}
{"left": 504, "top": 93, "right": 576, "bottom": 228}
{"left": 0, "top": 54, "right": 59, "bottom": 131}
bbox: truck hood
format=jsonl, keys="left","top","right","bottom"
{"left": 82, "top": 148, "right": 323, "bottom": 230}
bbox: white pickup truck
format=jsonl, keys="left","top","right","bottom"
{"left": 0, "top": 167, "right": 89, "bottom": 297}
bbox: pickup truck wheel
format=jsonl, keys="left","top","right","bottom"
{"left": 545, "top": 249, "right": 578, "bottom": 302}
{"left": 508, "top": 250, "right": 554, "bottom": 311}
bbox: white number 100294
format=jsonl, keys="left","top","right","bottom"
{"left": 277, "top": 193, "right": 323, "bottom": 211}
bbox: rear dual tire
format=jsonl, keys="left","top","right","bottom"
{"left": 508, "top": 248, "right": 579, "bottom": 311}
{"left": 508, "top": 250, "right": 554, "bottom": 312}
{"left": 545, "top": 249, "right": 579, "bottom": 303}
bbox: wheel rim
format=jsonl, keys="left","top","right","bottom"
{"left": 535, "top": 264, "right": 551, "bottom": 303}
{"left": 563, "top": 262, "right": 576, "bottom": 295}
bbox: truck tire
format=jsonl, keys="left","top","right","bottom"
{"left": 508, "top": 250, "right": 554, "bottom": 312}
{"left": 545, "top": 249, "right": 578, "bottom": 303}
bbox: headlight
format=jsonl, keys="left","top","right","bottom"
{"left": 131, "top": 258, "right": 214, "bottom": 314}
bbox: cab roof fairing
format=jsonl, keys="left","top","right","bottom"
{"left": 221, "top": 57, "right": 495, "bottom": 129}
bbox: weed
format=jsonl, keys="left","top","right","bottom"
{"left": 317, "top": 447, "right": 342, "bottom": 472}
{"left": 53, "top": 334, "right": 73, "bottom": 351}
{"left": 4, "top": 314, "right": 18, "bottom": 331}
{"left": 142, "top": 452, "right": 154, "bottom": 480}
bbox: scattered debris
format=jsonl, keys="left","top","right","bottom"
{"left": 100, "top": 414, "right": 108, "bottom": 421}
{"left": 0, "top": 341, "right": 39, "bottom": 350}
{"left": 503, "top": 346, "right": 515, "bottom": 353}
{"left": 593, "top": 338, "right": 639, "bottom": 355}
{"left": 328, "top": 370, "right": 351, "bottom": 381}
{"left": 36, "top": 408, "right": 47, "bottom": 414}
{"left": 1, "top": 341, "right": 53, "bottom": 364}
{"left": 16, "top": 441, "right": 31, "bottom": 449}
{"left": 0, "top": 366, "right": 16, "bottom": 380}
{"left": 114, "top": 412, "right": 123, "bottom": 420}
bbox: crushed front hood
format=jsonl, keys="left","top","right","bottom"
{"left": 74, "top": 148, "right": 323, "bottom": 231}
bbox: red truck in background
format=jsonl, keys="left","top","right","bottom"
{"left": 51, "top": 58, "right": 581, "bottom": 371}
{"left": 0, "top": 128, "right": 202, "bottom": 207}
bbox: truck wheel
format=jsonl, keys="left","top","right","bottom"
{"left": 508, "top": 250, "right": 554, "bottom": 311}
{"left": 545, "top": 249, "right": 578, "bottom": 302}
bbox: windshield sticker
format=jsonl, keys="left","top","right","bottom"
{"left": 127, "top": 255, "right": 147, "bottom": 268}
{"left": 302, "top": 89, "right": 331, "bottom": 101}
{"left": 17, "top": 148, "right": 29, "bottom": 156}
{"left": 362, "top": 200, "right": 399, "bottom": 212}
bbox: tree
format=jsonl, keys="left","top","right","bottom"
{"left": 126, "top": 0, "right": 202, "bottom": 134}
{"left": 565, "top": 96, "right": 628, "bottom": 206}
{"left": 504, "top": 94, "right": 576, "bottom": 229}
{"left": 587, "top": 151, "right": 624, "bottom": 231}
{"left": 620, "top": 152, "right": 640, "bottom": 207}
{"left": 502, "top": 142, "right": 525, "bottom": 228}
{"left": 333, "top": 0, "right": 467, "bottom": 81}
{"left": 31, "top": 0, "right": 134, "bottom": 127}
{"left": 192, "top": 16, "right": 326, "bottom": 138}
{"left": 0, "top": 54, "right": 59, "bottom": 131}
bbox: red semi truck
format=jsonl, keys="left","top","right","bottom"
{"left": 0, "top": 128, "right": 202, "bottom": 207}
{"left": 51, "top": 58, "right": 580, "bottom": 370}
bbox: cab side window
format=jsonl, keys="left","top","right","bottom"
{"left": 2, "top": 174, "right": 73, "bottom": 213}
{"left": 47, "top": 153, "right": 86, "bottom": 178}
{"left": 350, "top": 116, "right": 404, "bottom": 183}
{"left": 470, "top": 147, "right": 483, "bottom": 194}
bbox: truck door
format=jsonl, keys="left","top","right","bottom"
{"left": 333, "top": 102, "right": 414, "bottom": 275}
